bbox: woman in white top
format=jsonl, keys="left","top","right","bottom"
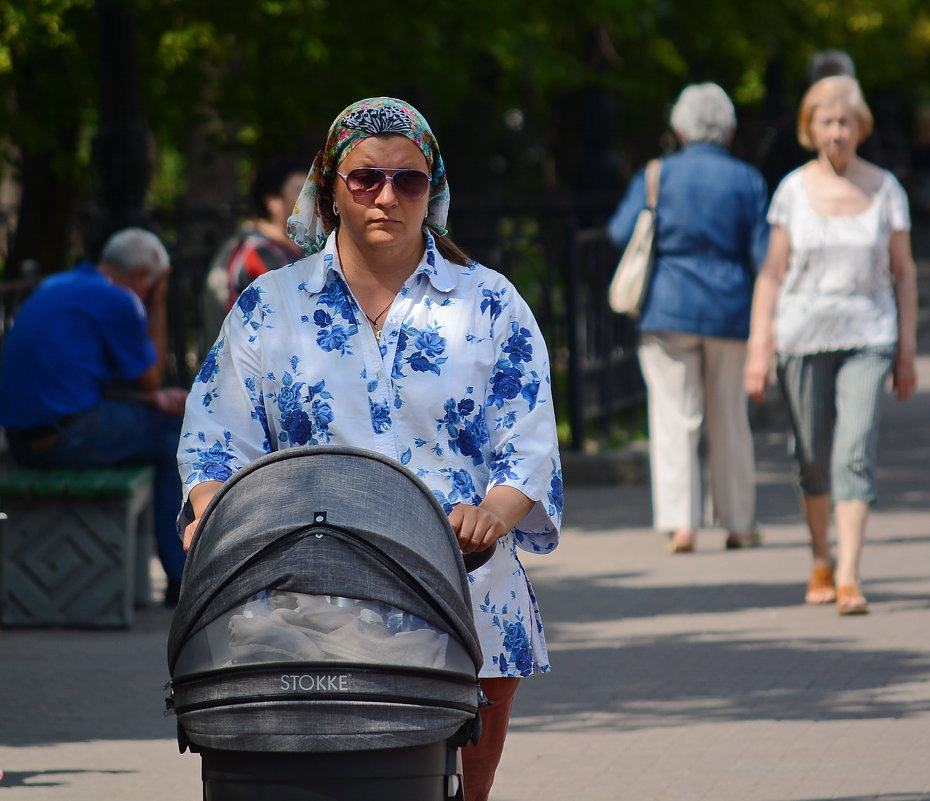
{"left": 744, "top": 76, "right": 918, "bottom": 615}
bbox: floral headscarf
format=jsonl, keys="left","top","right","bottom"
{"left": 286, "top": 97, "right": 450, "bottom": 255}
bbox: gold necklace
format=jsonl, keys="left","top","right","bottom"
{"left": 364, "top": 299, "right": 393, "bottom": 342}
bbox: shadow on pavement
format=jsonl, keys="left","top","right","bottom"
{"left": 509, "top": 631, "right": 930, "bottom": 732}
{"left": 784, "top": 796, "right": 929, "bottom": 801}
{"left": 0, "top": 606, "right": 180, "bottom": 747}
{"left": 527, "top": 573, "right": 930, "bottom": 621}
{"left": 0, "top": 769, "right": 134, "bottom": 788}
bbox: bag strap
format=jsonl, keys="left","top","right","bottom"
{"left": 645, "top": 158, "right": 662, "bottom": 210}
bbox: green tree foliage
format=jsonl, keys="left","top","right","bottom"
{"left": 1, "top": 0, "right": 929, "bottom": 272}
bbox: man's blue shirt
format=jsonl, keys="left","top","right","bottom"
{"left": 0, "top": 261, "right": 156, "bottom": 429}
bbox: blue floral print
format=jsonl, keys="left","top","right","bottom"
{"left": 301, "top": 273, "right": 360, "bottom": 356}
{"left": 236, "top": 287, "right": 273, "bottom": 341}
{"left": 197, "top": 339, "right": 223, "bottom": 384}
{"left": 201, "top": 387, "right": 219, "bottom": 410}
{"left": 503, "top": 327, "right": 533, "bottom": 364}
{"left": 480, "top": 287, "right": 505, "bottom": 321}
{"left": 488, "top": 364, "right": 524, "bottom": 408}
{"left": 501, "top": 619, "right": 533, "bottom": 675}
{"left": 430, "top": 466, "right": 481, "bottom": 510}
{"left": 434, "top": 395, "right": 489, "bottom": 466}
{"left": 487, "top": 322, "right": 544, "bottom": 410}
{"left": 178, "top": 232, "right": 561, "bottom": 678}
{"left": 548, "top": 463, "right": 564, "bottom": 519}
{"left": 369, "top": 398, "right": 392, "bottom": 434}
{"left": 266, "top": 367, "right": 335, "bottom": 446}
{"left": 182, "top": 430, "right": 237, "bottom": 484}
{"left": 489, "top": 446, "right": 521, "bottom": 485}
{"left": 480, "top": 592, "right": 538, "bottom": 677}
{"left": 244, "top": 377, "right": 271, "bottom": 453}
{"left": 394, "top": 321, "right": 448, "bottom": 377}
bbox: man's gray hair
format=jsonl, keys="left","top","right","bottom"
{"left": 100, "top": 228, "right": 170, "bottom": 276}
{"left": 670, "top": 82, "right": 736, "bottom": 145}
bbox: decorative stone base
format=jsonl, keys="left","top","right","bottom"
{"left": 0, "top": 467, "right": 154, "bottom": 628}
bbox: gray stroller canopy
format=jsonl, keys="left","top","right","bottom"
{"left": 166, "top": 446, "right": 483, "bottom": 753}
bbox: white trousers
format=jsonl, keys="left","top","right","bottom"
{"left": 638, "top": 332, "right": 756, "bottom": 533}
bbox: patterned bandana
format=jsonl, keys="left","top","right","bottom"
{"left": 286, "top": 97, "right": 450, "bottom": 255}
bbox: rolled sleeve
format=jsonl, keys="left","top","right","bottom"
{"left": 484, "top": 295, "right": 562, "bottom": 554}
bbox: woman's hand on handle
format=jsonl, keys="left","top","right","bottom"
{"left": 448, "top": 485, "right": 535, "bottom": 554}
{"left": 183, "top": 480, "right": 224, "bottom": 551}
{"left": 448, "top": 504, "right": 508, "bottom": 553}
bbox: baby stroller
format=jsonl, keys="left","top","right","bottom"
{"left": 166, "top": 446, "right": 486, "bottom": 801}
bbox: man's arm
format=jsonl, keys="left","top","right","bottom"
{"left": 134, "top": 271, "right": 170, "bottom": 392}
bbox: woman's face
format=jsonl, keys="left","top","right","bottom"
{"left": 333, "top": 135, "right": 430, "bottom": 256}
{"left": 810, "top": 101, "right": 860, "bottom": 166}
{"left": 266, "top": 171, "right": 306, "bottom": 227}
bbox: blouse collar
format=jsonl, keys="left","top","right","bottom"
{"left": 300, "top": 230, "right": 458, "bottom": 295}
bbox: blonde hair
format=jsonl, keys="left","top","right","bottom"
{"left": 797, "top": 75, "right": 873, "bottom": 151}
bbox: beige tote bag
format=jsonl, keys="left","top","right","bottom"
{"left": 608, "top": 158, "right": 662, "bottom": 317}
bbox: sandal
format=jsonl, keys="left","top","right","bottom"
{"left": 667, "top": 530, "right": 695, "bottom": 553}
{"left": 836, "top": 583, "right": 869, "bottom": 615}
{"left": 805, "top": 565, "right": 836, "bottom": 604}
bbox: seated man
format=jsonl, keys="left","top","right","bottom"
{"left": 0, "top": 227, "right": 188, "bottom": 605}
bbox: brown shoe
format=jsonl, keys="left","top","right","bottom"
{"left": 836, "top": 583, "right": 869, "bottom": 615}
{"left": 805, "top": 565, "right": 836, "bottom": 604}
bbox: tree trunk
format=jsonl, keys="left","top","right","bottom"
{"left": 6, "top": 130, "right": 81, "bottom": 279}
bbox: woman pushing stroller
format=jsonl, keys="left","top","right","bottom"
{"left": 177, "top": 96, "right": 563, "bottom": 801}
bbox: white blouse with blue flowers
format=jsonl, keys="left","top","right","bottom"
{"left": 178, "top": 232, "right": 563, "bottom": 678}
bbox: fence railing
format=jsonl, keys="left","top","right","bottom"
{"left": 563, "top": 227, "right": 644, "bottom": 451}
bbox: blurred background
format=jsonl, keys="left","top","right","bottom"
{"left": 1, "top": 0, "right": 929, "bottom": 450}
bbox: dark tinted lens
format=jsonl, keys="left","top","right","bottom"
{"left": 392, "top": 170, "right": 430, "bottom": 200}
{"left": 345, "top": 168, "right": 385, "bottom": 193}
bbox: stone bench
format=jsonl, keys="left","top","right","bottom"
{"left": 0, "top": 465, "right": 155, "bottom": 628}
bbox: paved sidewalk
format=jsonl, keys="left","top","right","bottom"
{"left": 1, "top": 364, "right": 929, "bottom": 800}
{"left": 495, "top": 356, "right": 930, "bottom": 801}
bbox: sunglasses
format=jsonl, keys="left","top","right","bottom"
{"left": 335, "top": 167, "right": 431, "bottom": 201}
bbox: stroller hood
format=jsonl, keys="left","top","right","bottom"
{"left": 166, "top": 446, "right": 483, "bottom": 753}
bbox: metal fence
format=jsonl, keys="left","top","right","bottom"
{"left": 563, "top": 226, "right": 644, "bottom": 450}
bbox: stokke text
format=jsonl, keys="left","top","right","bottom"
{"left": 281, "top": 674, "right": 350, "bottom": 692}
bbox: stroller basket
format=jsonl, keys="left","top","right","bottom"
{"left": 167, "top": 447, "right": 484, "bottom": 798}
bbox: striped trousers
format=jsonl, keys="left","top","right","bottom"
{"left": 776, "top": 346, "right": 894, "bottom": 502}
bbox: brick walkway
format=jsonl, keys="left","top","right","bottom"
{"left": 1, "top": 363, "right": 929, "bottom": 800}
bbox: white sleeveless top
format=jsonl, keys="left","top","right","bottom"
{"left": 768, "top": 167, "right": 910, "bottom": 355}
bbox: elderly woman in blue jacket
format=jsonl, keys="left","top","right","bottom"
{"left": 607, "top": 82, "right": 769, "bottom": 553}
